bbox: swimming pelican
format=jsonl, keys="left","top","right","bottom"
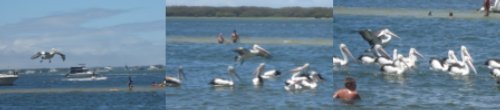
{"left": 402, "top": 48, "right": 424, "bottom": 69}
{"left": 261, "top": 69, "right": 281, "bottom": 79}
{"left": 284, "top": 70, "right": 322, "bottom": 90}
{"left": 252, "top": 63, "right": 265, "bottom": 86}
{"left": 485, "top": 59, "right": 500, "bottom": 69}
{"left": 376, "top": 48, "right": 398, "bottom": 65}
{"left": 429, "top": 50, "right": 457, "bottom": 71}
{"left": 491, "top": 68, "right": 500, "bottom": 84}
{"left": 31, "top": 48, "right": 66, "bottom": 63}
{"left": 381, "top": 54, "right": 408, "bottom": 74}
{"left": 164, "top": 66, "right": 185, "bottom": 87}
{"left": 460, "top": 45, "right": 473, "bottom": 62}
{"left": 358, "top": 44, "right": 390, "bottom": 64}
{"left": 209, "top": 66, "right": 241, "bottom": 86}
{"left": 359, "top": 28, "right": 400, "bottom": 47}
{"left": 332, "top": 43, "right": 355, "bottom": 66}
{"left": 299, "top": 71, "right": 323, "bottom": 89}
{"left": 447, "top": 57, "right": 477, "bottom": 75}
{"left": 233, "top": 44, "right": 272, "bottom": 64}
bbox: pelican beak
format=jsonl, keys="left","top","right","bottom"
{"left": 341, "top": 46, "right": 355, "bottom": 59}
{"left": 414, "top": 50, "right": 424, "bottom": 58}
{"left": 466, "top": 59, "right": 477, "bottom": 74}
{"left": 386, "top": 29, "right": 400, "bottom": 39}
{"left": 376, "top": 46, "right": 391, "bottom": 58}
{"left": 461, "top": 46, "right": 473, "bottom": 62}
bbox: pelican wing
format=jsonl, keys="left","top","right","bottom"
{"left": 31, "top": 52, "right": 42, "bottom": 59}
{"left": 359, "top": 29, "right": 380, "bottom": 46}
{"left": 233, "top": 47, "right": 249, "bottom": 55}
{"left": 54, "top": 51, "right": 66, "bottom": 61}
{"left": 253, "top": 44, "right": 271, "bottom": 58}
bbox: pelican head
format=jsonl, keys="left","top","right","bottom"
{"left": 447, "top": 50, "right": 458, "bottom": 62}
{"left": 340, "top": 43, "right": 355, "bottom": 59}
{"left": 255, "top": 63, "right": 266, "bottom": 77}
{"left": 410, "top": 48, "right": 424, "bottom": 58}
{"left": 378, "top": 28, "right": 400, "bottom": 39}
{"left": 460, "top": 45, "right": 472, "bottom": 62}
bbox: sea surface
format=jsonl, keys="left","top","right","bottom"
{"left": 166, "top": 6, "right": 500, "bottom": 110}
{"left": 0, "top": 66, "right": 166, "bottom": 110}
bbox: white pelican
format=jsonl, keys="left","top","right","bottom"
{"left": 429, "top": 50, "right": 457, "bottom": 71}
{"left": 261, "top": 69, "right": 281, "bottom": 79}
{"left": 447, "top": 57, "right": 477, "bottom": 75}
{"left": 332, "top": 43, "right": 355, "bottom": 66}
{"left": 31, "top": 48, "right": 66, "bottom": 63}
{"left": 376, "top": 48, "right": 398, "bottom": 65}
{"left": 485, "top": 59, "right": 500, "bottom": 69}
{"left": 300, "top": 71, "right": 324, "bottom": 89}
{"left": 381, "top": 54, "right": 408, "bottom": 75}
{"left": 358, "top": 44, "right": 391, "bottom": 64}
{"left": 209, "top": 66, "right": 241, "bottom": 86}
{"left": 359, "top": 28, "right": 400, "bottom": 47}
{"left": 233, "top": 44, "right": 271, "bottom": 64}
{"left": 284, "top": 70, "right": 323, "bottom": 90}
{"left": 460, "top": 45, "right": 473, "bottom": 62}
{"left": 402, "top": 48, "right": 424, "bottom": 69}
{"left": 252, "top": 63, "right": 265, "bottom": 86}
{"left": 164, "top": 66, "right": 185, "bottom": 87}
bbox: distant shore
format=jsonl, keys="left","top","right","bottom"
{"left": 166, "top": 6, "right": 333, "bottom": 18}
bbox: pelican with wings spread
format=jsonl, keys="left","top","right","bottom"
{"left": 233, "top": 44, "right": 271, "bottom": 64}
{"left": 31, "top": 48, "right": 66, "bottom": 63}
{"left": 359, "top": 28, "right": 400, "bottom": 47}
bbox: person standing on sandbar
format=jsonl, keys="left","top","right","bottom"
{"left": 485, "top": 0, "right": 491, "bottom": 16}
{"left": 231, "top": 30, "right": 239, "bottom": 43}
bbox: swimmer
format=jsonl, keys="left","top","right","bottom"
{"left": 128, "top": 76, "right": 133, "bottom": 90}
{"left": 217, "top": 33, "right": 224, "bottom": 44}
{"left": 333, "top": 77, "right": 361, "bottom": 102}
{"left": 231, "top": 30, "right": 239, "bottom": 43}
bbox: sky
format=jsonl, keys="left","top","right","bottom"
{"left": 0, "top": 0, "right": 164, "bottom": 69}
{"left": 166, "top": 0, "right": 333, "bottom": 8}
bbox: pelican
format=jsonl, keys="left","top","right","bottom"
{"left": 447, "top": 57, "right": 477, "bottom": 75}
{"left": 491, "top": 68, "right": 500, "bottom": 84}
{"left": 460, "top": 45, "right": 473, "bottom": 62}
{"left": 261, "top": 69, "right": 281, "bottom": 79}
{"left": 209, "top": 66, "right": 241, "bottom": 86}
{"left": 359, "top": 28, "right": 400, "bottom": 47}
{"left": 485, "top": 59, "right": 500, "bottom": 69}
{"left": 332, "top": 43, "right": 355, "bottom": 66}
{"left": 164, "top": 66, "right": 185, "bottom": 87}
{"left": 376, "top": 48, "right": 398, "bottom": 65}
{"left": 31, "top": 48, "right": 66, "bottom": 63}
{"left": 381, "top": 54, "right": 408, "bottom": 74}
{"left": 402, "top": 48, "right": 424, "bottom": 69}
{"left": 252, "top": 63, "right": 265, "bottom": 86}
{"left": 430, "top": 50, "right": 457, "bottom": 71}
{"left": 358, "top": 44, "right": 391, "bottom": 64}
{"left": 299, "top": 71, "right": 323, "bottom": 89}
{"left": 233, "top": 44, "right": 272, "bottom": 64}
{"left": 284, "top": 69, "right": 322, "bottom": 90}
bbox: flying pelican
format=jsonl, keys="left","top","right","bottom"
{"left": 209, "top": 66, "right": 241, "bottom": 86}
{"left": 233, "top": 44, "right": 272, "bottom": 64}
{"left": 359, "top": 28, "right": 400, "bottom": 47}
{"left": 447, "top": 57, "right": 477, "bottom": 75}
{"left": 485, "top": 59, "right": 500, "bottom": 69}
{"left": 164, "top": 66, "right": 186, "bottom": 87}
{"left": 252, "top": 63, "right": 265, "bottom": 86}
{"left": 402, "top": 48, "right": 424, "bottom": 69}
{"left": 261, "top": 69, "right": 281, "bottom": 79}
{"left": 332, "top": 43, "right": 355, "bottom": 66}
{"left": 31, "top": 48, "right": 66, "bottom": 63}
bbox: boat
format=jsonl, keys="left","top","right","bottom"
{"left": 65, "top": 64, "right": 97, "bottom": 78}
{"left": 0, "top": 71, "right": 18, "bottom": 86}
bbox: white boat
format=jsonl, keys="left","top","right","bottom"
{"left": 65, "top": 65, "right": 97, "bottom": 78}
{"left": 0, "top": 71, "right": 18, "bottom": 86}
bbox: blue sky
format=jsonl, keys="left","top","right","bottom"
{"left": 0, "top": 0, "right": 164, "bottom": 69}
{"left": 166, "top": 0, "right": 333, "bottom": 8}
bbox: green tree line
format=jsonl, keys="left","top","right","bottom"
{"left": 166, "top": 6, "right": 333, "bottom": 18}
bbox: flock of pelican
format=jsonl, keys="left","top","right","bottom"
{"left": 163, "top": 28, "right": 500, "bottom": 89}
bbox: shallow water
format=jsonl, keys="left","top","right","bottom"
{"left": 166, "top": 13, "right": 500, "bottom": 109}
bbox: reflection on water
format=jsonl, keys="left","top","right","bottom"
{"left": 382, "top": 74, "right": 406, "bottom": 85}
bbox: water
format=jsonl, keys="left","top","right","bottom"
{"left": 0, "top": 67, "right": 166, "bottom": 109}
{"left": 166, "top": 11, "right": 500, "bottom": 110}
